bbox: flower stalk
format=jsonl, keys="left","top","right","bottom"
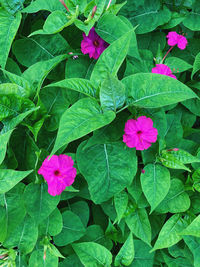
{"left": 59, "top": 0, "right": 69, "bottom": 12}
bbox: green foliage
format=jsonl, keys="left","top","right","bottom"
{"left": 1, "top": 1, "right": 200, "bottom": 266}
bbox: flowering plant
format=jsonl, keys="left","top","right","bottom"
{"left": 1, "top": 0, "right": 200, "bottom": 266}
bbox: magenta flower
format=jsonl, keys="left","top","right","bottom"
{"left": 81, "top": 27, "right": 109, "bottom": 59}
{"left": 151, "top": 64, "right": 177, "bottom": 79}
{"left": 38, "top": 154, "right": 77, "bottom": 196}
{"left": 166, "top": 31, "right": 188, "bottom": 50}
{"left": 123, "top": 116, "right": 158, "bottom": 151}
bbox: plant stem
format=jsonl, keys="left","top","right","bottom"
{"left": 59, "top": 0, "right": 69, "bottom": 12}
{"left": 106, "top": 0, "right": 112, "bottom": 10}
{"left": 161, "top": 46, "right": 174, "bottom": 63}
{"left": 116, "top": 104, "right": 129, "bottom": 114}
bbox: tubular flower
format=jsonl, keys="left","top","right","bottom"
{"left": 81, "top": 27, "right": 109, "bottom": 59}
{"left": 123, "top": 116, "right": 158, "bottom": 151}
{"left": 38, "top": 154, "right": 77, "bottom": 196}
{"left": 151, "top": 64, "right": 177, "bottom": 79}
{"left": 166, "top": 31, "right": 188, "bottom": 50}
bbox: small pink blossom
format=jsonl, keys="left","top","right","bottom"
{"left": 166, "top": 31, "right": 188, "bottom": 50}
{"left": 123, "top": 116, "right": 158, "bottom": 151}
{"left": 81, "top": 27, "right": 109, "bottom": 59}
{"left": 141, "top": 169, "right": 145, "bottom": 174}
{"left": 38, "top": 155, "right": 76, "bottom": 196}
{"left": 151, "top": 64, "right": 177, "bottom": 79}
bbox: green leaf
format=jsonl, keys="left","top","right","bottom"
{"left": 72, "top": 242, "right": 112, "bottom": 267}
{"left": 77, "top": 141, "right": 137, "bottom": 204}
{"left": 28, "top": 249, "right": 58, "bottom": 267}
{"left": 114, "top": 191, "right": 128, "bottom": 223}
{"left": 1, "top": 184, "right": 26, "bottom": 243}
{"left": 23, "top": 183, "right": 60, "bottom": 224}
{"left": 53, "top": 210, "right": 86, "bottom": 246}
{"left": 119, "top": 0, "right": 171, "bottom": 34}
{"left": 114, "top": 233, "right": 134, "bottom": 266}
{"left": 151, "top": 214, "right": 186, "bottom": 252}
{"left": 45, "top": 78, "right": 97, "bottom": 99}
{"left": 0, "top": 10, "right": 21, "bottom": 68}
{"left": 125, "top": 208, "right": 151, "bottom": 245}
{"left": 184, "top": 236, "right": 200, "bottom": 267}
{"left": 22, "top": 54, "right": 67, "bottom": 96}
{"left": 90, "top": 30, "right": 132, "bottom": 87}
{"left": 183, "top": 2, "right": 200, "bottom": 31}
{"left": 0, "top": 129, "right": 14, "bottom": 165}
{"left": 165, "top": 57, "right": 192, "bottom": 73}
{"left": 0, "top": 0, "right": 24, "bottom": 14}
{"left": 51, "top": 97, "right": 116, "bottom": 155}
{"left": 22, "top": 0, "right": 65, "bottom": 12}
{"left": 0, "top": 73, "right": 31, "bottom": 98}
{"left": 140, "top": 164, "right": 170, "bottom": 213}
{"left": 30, "top": 10, "right": 77, "bottom": 36}
{"left": 162, "top": 149, "right": 200, "bottom": 164}
{"left": 130, "top": 240, "right": 154, "bottom": 267}
{"left": 12, "top": 34, "right": 69, "bottom": 67}
{"left": 192, "top": 52, "right": 200, "bottom": 78}
{"left": 180, "top": 215, "right": 200, "bottom": 237}
{"left": 0, "top": 169, "right": 32, "bottom": 194}
{"left": 156, "top": 179, "right": 190, "bottom": 214}
{"left": 3, "top": 215, "right": 38, "bottom": 255}
{"left": 122, "top": 73, "right": 197, "bottom": 108}
{"left": 96, "top": 13, "right": 140, "bottom": 59}
{"left": 100, "top": 73, "right": 125, "bottom": 111}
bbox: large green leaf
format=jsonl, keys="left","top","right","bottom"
{"left": 130, "top": 240, "right": 154, "bottom": 267}
{"left": 192, "top": 52, "right": 200, "bottom": 78}
{"left": 12, "top": 34, "right": 69, "bottom": 67}
{"left": 45, "top": 78, "right": 97, "bottom": 99}
{"left": 165, "top": 57, "right": 192, "bottom": 73}
{"left": 114, "top": 233, "right": 134, "bottom": 266}
{"left": 184, "top": 236, "right": 200, "bottom": 267}
{"left": 51, "top": 97, "right": 115, "bottom": 156}
{"left": 119, "top": 0, "right": 171, "bottom": 34}
{"left": 3, "top": 215, "right": 38, "bottom": 255}
{"left": 140, "top": 164, "right": 170, "bottom": 213}
{"left": 0, "top": 169, "right": 32, "bottom": 194}
{"left": 183, "top": 2, "right": 200, "bottom": 31}
{"left": 0, "top": 129, "right": 14, "bottom": 165}
{"left": 96, "top": 13, "right": 139, "bottom": 59}
{"left": 23, "top": 183, "right": 60, "bottom": 224}
{"left": 77, "top": 141, "right": 137, "bottom": 204}
{"left": 22, "top": 0, "right": 65, "bottom": 12}
{"left": 22, "top": 54, "right": 67, "bottom": 96}
{"left": 114, "top": 191, "right": 128, "bottom": 223}
{"left": 29, "top": 249, "right": 58, "bottom": 267}
{"left": 53, "top": 210, "right": 86, "bottom": 246}
{"left": 125, "top": 208, "right": 151, "bottom": 245}
{"left": 151, "top": 214, "right": 186, "bottom": 251}
{"left": 30, "top": 10, "right": 77, "bottom": 36}
{"left": 90, "top": 30, "right": 132, "bottom": 87}
{"left": 100, "top": 73, "right": 125, "bottom": 111}
{"left": 0, "top": 0, "right": 25, "bottom": 14}
{"left": 122, "top": 73, "right": 197, "bottom": 108}
{"left": 72, "top": 242, "right": 112, "bottom": 267}
{"left": 180, "top": 215, "right": 200, "bottom": 237}
{"left": 0, "top": 9, "right": 21, "bottom": 68}
{"left": 155, "top": 179, "right": 191, "bottom": 214}
{"left": 0, "top": 184, "right": 26, "bottom": 243}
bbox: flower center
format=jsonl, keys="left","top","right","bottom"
{"left": 137, "top": 130, "right": 142, "bottom": 135}
{"left": 93, "top": 40, "right": 99, "bottom": 47}
{"left": 54, "top": 170, "right": 61, "bottom": 176}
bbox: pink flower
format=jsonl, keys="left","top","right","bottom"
{"left": 81, "top": 27, "right": 109, "bottom": 59}
{"left": 151, "top": 64, "right": 177, "bottom": 79}
{"left": 141, "top": 169, "right": 145, "bottom": 174}
{"left": 38, "top": 155, "right": 76, "bottom": 196}
{"left": 166, "top": 31, "right": 188, "bottom": 50}
{"left": 123, "top": 116, "right": 158, "bottom": 151}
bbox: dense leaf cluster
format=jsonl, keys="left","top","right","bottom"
{"left": 1, "top": 0, "right": 200, "bottom": 266}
